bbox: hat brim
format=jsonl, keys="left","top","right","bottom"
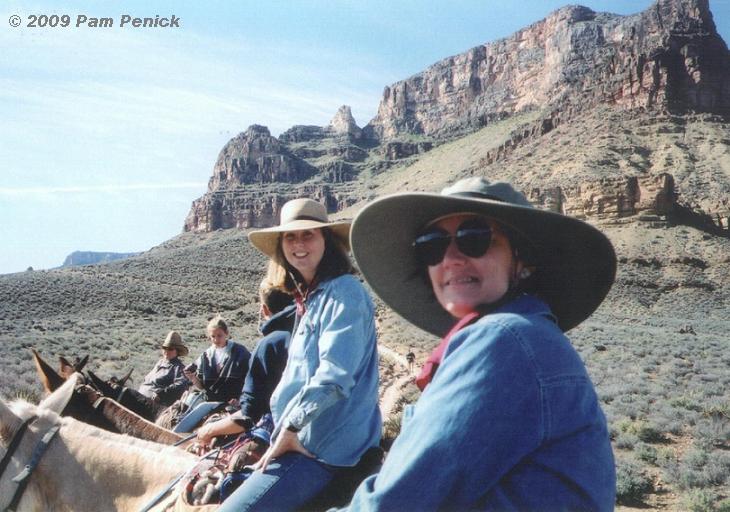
{"left": 350, "top": 192, "right": 616, "bottom": 336}
{"left": 160, "top": 344, "right": 189, "bottom": 357}
{"left": 248, "top": 220, "right": 352, "bottom": 258}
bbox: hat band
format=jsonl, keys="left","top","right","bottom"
{"left": 291, "top": 215, "right": 328, "bottom": 222}
{"left": 449, "top": 191, "right": 507, "bottom": 202}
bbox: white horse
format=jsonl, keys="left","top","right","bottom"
{"left": 0, "top": 374, "right": 205, "bottom": 512}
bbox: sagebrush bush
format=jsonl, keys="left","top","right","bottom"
{"left": 663, "top": 448, "right": 729, "bottom": 491}
{"left": 616, "top": 459, "right": 654, "bottom": 505}
{"left": 682, "top": 489, "right": 718, "bottom": 512}
{"left": 634, "top": 442, "right": 658, "bottom": 465}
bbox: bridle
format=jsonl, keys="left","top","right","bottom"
{"left": 0, "top": 414, "right": 61, "bottom": 512}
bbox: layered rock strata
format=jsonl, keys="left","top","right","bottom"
{"left": 365, "top": 0, "right": 730, "bottom": 140}
{"left": 184, "top": 0, "right": 729, "bottom": 236}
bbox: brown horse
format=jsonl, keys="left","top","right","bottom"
{"left": 0, "top": 375, "right": 203, "bottom": 512}
{"left": 31, "top": 349, "right": 185, "bottom": 445}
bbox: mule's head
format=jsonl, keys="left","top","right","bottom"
{"left": 109, "top": 368, "right": 134, "bottom": 387}
{"left": 30, "top": 350, "right": 119, "bottom": 433}
{"left": 59, "top": 354, "right": 89, "bottom": 379}
{"left": 86, "top": 370, "right": 121, "bottom": 397}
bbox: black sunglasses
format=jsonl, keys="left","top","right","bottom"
{"left": 413, "top": 219, "right": 493, "bottom": 266}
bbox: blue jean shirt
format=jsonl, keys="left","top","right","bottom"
{"left": 344, "top": 294, "right": 616, "bottom": 511}
{"left": 270, "top": 274, "right": 382, "bottom": 467}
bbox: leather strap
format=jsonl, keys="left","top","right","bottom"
{"left": 0, "top": 415, "right": 37, "bottom": 479}
{"left": 5, "top": 421, "right": 60, "bottom": 511}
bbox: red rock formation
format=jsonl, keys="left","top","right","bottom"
{"left": 365, "top": 0, "right": 730, "bottom": 140}
{"left": 184, "top": 0, "right": 730, "bottom": 235}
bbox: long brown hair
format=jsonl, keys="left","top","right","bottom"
{"left": 265, "top": 227, "right": 354, "bottom": 293}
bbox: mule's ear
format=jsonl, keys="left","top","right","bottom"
{"left": 32, "top": 348, "right": 66, "bottom": 393}
{"left": 58, "top": 356, "right": 76, "bottom": 379}
{"left": 39, "top": 373, "right": 80, "bottom": 415}
{"left": 86, "top": 370, "right": 114, "bottom": 396}
{"left": 0, "top": 399, "right": 23, "bottom": 445}
{"left": 118, "top": 368, "right": 134, "bottom": 387}
{"left": 76, "top": 355, "right": 89, "bottom": 372}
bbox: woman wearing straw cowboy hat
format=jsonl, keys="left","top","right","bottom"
{"left": 137, "top": 330, "right": 190, "bottom": 406}
{"left": 345, "top": 177, "right": 617, "bottom": 511}
{"left": 218, "top": 198, "right": 381, "bottom": 512}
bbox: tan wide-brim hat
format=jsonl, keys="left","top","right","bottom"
{"left": 248, "top": 198, "right": 351, "bottom": 258}
{"left": 350, "top": 177, "right": 616, "bottom": 336}
{"left": 160, "top": 330, "right": 188, "bottom": 357}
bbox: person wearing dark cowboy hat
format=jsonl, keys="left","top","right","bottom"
{"left": 218, "top": 198, "right": 382, "bottom": 512}
{"left": 345, "top": 177, "right": 617, "bottom": 510}
{"left": 137, "top": 330, "right": 190, "bottom": 406}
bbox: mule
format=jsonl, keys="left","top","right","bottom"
{"left": 1, "top": 375, "right": 381, "bottom": 511}
{"left": 32, "top": 350, "right": 185, "bottom": 445}
{"left": 0, "top": 375, "right": 202, "bottom": 512}
{"left": 85, "top": 369, "right": 168, "bottom": 423}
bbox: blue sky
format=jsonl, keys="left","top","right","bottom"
{"left": 2, "top": 0, "right": 729, "bottom": 275}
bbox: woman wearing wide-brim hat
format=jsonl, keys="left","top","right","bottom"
{"left": 345, "top": 177, "right": 617, "bottom": 510}
{"left": 137, "top": 331, "right": 190, "bottom": 406}
{"left": 218, "top": 198, "right": 381, "bottom": 512}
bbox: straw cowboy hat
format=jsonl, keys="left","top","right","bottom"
{"left": 160, "top": 330, "right": 189, "bottom": 357}
{"left": 248, "top": 198, "right": 351, "bottom": 258}
{"left": 350, "top": 177, "right": 616, "bottom": 336}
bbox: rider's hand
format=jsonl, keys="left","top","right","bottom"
{"left": 255, "top": 429, "right": 314, "bottom": 473}
{"left": 197, "top": 423, "right": 215, "bottom": 445}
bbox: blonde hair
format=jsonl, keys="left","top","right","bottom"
{"left": 206, "top": 314, "right": 229, "bottom": 335}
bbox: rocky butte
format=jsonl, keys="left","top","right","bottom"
{"left": 184, "top": 0, "right": 729, "bottom": 235}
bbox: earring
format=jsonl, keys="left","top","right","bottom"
{"left": 519, "top": 268, "right": 532, "bottom": 279}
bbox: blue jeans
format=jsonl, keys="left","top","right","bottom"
{"left": 217, "top": 453, "right": 337, "bottom": 512}
{"left": 172, "top": 401, "right": 223, "bottom": 433}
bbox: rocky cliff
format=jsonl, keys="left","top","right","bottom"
{"left": 61, "top": 251, "right": 140, "bottom": 268}
{"left": 184, "top": 111, "right": 367, "bottom": 232}
{"left": 184, "top": 0, "right": 730, "bottom": 235}
{"left": 365, "top": 0, "right": 730, "bottom": 140}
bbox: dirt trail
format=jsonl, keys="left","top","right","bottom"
{"left": 378, "top": 345, "right": 413, "bottom": 417}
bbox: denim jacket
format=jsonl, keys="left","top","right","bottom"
{"left": 345, "top": 294, "right": 615, "bottom": 511}
{"left": 270, "top": 274, "right": 382, "bottom": 467}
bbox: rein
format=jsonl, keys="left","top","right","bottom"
{"left": 1, "top": 414, "right": 61, "bottom": 512}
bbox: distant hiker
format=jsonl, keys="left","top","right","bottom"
{"left": 345, "top": 177, "right": 617, "bottom": 510}
{"left": 406, "top": 348, "right": 415, "bottom": 374}
{"left": 137, "top": 330, "right": 190, "bottom": 406}
{"left": 177, "top": 315, "right": 251, "bottom": 432}
{"left": 218, "top": 197, "right": 381, "bottom": 512}
{"left": 196, "top": 281, "right": 296, "bottom": 447}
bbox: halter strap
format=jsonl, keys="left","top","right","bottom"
{"left": 6, "top": 423, "right": 61, "bottom": 511}
{"left": 0, "top": 415, "right": 37, "bottom": 478}
{"left": 1, "top": 414, "right": 62, "bottom": 512}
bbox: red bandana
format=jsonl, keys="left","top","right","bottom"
{"left": 293, "top": 279, "right": 317, "bottom": 316}
{"left": 415, "top": 311, "right": 480, "bottom": 391}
